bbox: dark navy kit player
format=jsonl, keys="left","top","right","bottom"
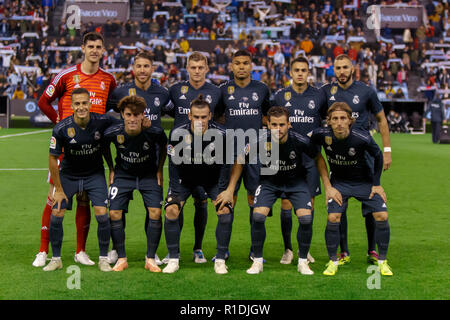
{"left": 214, "top": 49, "right": 271, "bottom": 261}
{"left": 425, "top": 96, "right": 446, "bottom": 143}
{"left": 310, "top": 102, "right": 393, "bottom": 276}
{"left": 165, "top": 52, "right": 223, "bottom": 264}
{"left": 163, "top": 95, "right": 232, "bottom": 274}
{"left": 104, "top": 95, "right": 167, "bottom": 272}
{"left": 216, "top": 106, "right": 319, "bottom": 275}
{"left": 44, "top": 87, "right": 117, "bottom": 272}
{"left": 320, "top": 54, "right": 392, "bottom": 265}
{"left": 272, "top": 56, "right": 327, "bottom": 265}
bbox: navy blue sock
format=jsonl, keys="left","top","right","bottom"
{"left": 339, "top": 212, "right": 350, "bottom": 254}
{"left": 49, "top": 215, "right": 64, "bottom": 257}
{"left": 375, "top": 220, "right": 390, "bottom": 260}
{"left": 365, "top": 214, "right": 377, "bottom": 253}
{"left": 297, "top": 215, "right": 313, "bottom": 259}
{"left": 178, "top": 208, "right": 184, "bottom": 231}
{"left": 251, "top": 213, "right": 266, "bottom": 258}
{"left": 110, "top": 219, "right": 126, "bottom": 258}
{"left": 280, "top": 208, "right": 293, "bottom": 251}
{"left": 95, "top": 214, "right": 110, "bottom": 257}
{"left": 216, "top": 213, "right": 234, "bottom": 260}
{"left": 325, "top": 221, "right": 340, "bottom": 261}
{"left": 164, "top": 216, "right": 180, "bottom": 259}
{"left": 147, "top": 218, "right": 162, "bottom": 259}
{"left": 193, "top": 201, "right": 208, "bottom": 251}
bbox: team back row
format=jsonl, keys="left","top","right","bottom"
{"left": 31, "top": 32, "right": 393, "bottom": 276}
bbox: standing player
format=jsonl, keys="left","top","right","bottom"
{"left": 43, "top": 88, "right": 114, "bottom": 272}
{"left": 320, "top": 54, "right": 391, "bottom": 265}
{"left": 106, "top": 51, "right": 171, "bottom": 265}
{"left": 104, "top": 96, "right": 167, "bottom": 272}
{"left": 165, "top": 52, "right": 222, "bottom": 264}
{"left": 271, "top": 56, "right": 327, "bottom": 265}
{"left": 163, "top": 95, "right": 231, "bottom": 274}
{"left": 216, "top": 106, "right": 318, "bottom": 275}
{"left": 310, "top": 102, "right": 393, "bottom": 276}
{"left": 33, "top": 32, "right": 117, "bottom": 267}
{"left": 214, "top": 50, "right": 271, "bottom": 260}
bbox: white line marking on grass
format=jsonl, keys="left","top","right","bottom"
{"left": 0, "top": 129, "right": 51, "bottom": 139}
{"left": 0, "top": 168, "right": 47, "bottom": 171}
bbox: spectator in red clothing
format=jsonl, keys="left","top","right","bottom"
{"left": 333, "top": 43, "right": 344, "bottom": 58}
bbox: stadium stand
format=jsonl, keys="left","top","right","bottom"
{"left": 0, "top": 0, "right": 449, "bottom": 129}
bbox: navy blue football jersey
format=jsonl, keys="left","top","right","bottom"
{"left": 216, "top": 80, "right": 271, "bottom": 132}
{"left": 167, "top": 81, "right": 222, "bottom": 127}
{"left": 50, "top": 113, "right": 118, "bottom": 176}
{"left": 107, "top": 82, "right": 172, "bottom": 128}
{"left": 320, "top": 81, "right": 384, "bottom": 131}
{"left": 272, "top": 85, "right": 327, "bottom": 135}
{"left": 104, "top": 124, "right": 167, "bottom": 177}
{"left": 310, "top": 127, "right": 383, "bottom": 185}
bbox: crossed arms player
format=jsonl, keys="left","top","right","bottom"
{"left": 33, "top": 32, "right": 116, "bottom": 267}
{"left": 310, "top": 102, "right": 393, "bottom": 276}
{"left": 43, "top": 88, "right": 115, "bottom": 272}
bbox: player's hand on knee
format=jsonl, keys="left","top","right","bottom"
{"left": 216, "top": 190, "right": 233, "bottom": 211}
{"left": 370, "top": 185, "right": 387, "bottom": 203}
{"left": 326, "top": 187, "right": 342, "bottom": 207}
{"left": 48, "top": 183, "right": 55, "bottom": 203}
{"left": 142, "top": 117, "right": 151, "bottom": 129}
{"left": 53, "top": 190, "right": 68, "bottom": 213}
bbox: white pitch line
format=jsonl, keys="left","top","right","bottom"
{"left": 0, "top": 129, "right": 51, "bottom": 139}
{"left": 0, "top": 168, "right": 47, "bottom": 171}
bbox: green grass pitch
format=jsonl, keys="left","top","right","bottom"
{"left": 0, "top": 128, "right": 448, "bottom": 300}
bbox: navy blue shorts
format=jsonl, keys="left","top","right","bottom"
{"left": 327, "top": 181, "right": 387, "bottom": 217}
{"left": 253, "top": 180, "right": 313, "bottom": 212}
{"left": 109, "top": 171, "right": 163, "bottom": 211}
{"left": 54, "top": 171, "right": 108, "bottom": 210}
{"left": 167, "top": 182, "right": 222, "bottom": 205}
{"left": 234, "top": 163, "right": 260, "bottom": 196}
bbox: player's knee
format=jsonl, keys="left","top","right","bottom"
{"left": 165, "top": 205, "right": 179, "bottom": 220}
{"left": 109, "top": 210, "right": 122, "bottom": 221}
{"left": 148, "top": 208, "right": 161, "bottom": 220}
{"left": 217, "top": 212, "right": 233, "bottom": 224}
{"left": 281, "top": 199, "right": 292, "bottom": 210}
{"left": 328, "top": 213, "right": 341, "bottom": 223}
{"left": 94, "top": 206, "right": 107, "bottom": 216}
{"left": 298, "top": 214, "right": 312, "bottom": 225}
{"left": 372, "top": 211, "right": 388, "bottom": 221}
{"left": 252, "top": 212, "right": 267, "bottom": 223}
{"left": 254, "top": 207, "right": 270, "bottom": 216}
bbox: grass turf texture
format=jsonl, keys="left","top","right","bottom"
{"left": 0, "top": 128, "right": 448, "bottom": 300}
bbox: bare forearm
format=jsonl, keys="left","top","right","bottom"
{"left": 315, "top": 154, "right": 331, "bottom": 189}
{"left": 49, "top": 155, "right": 62, "bottom": 191}
{"left": 226, "top": 162, "right": 243, "bottom": 192}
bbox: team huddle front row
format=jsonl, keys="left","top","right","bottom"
{"left": 40, "top": 87, "right": 392, "bottom": 276}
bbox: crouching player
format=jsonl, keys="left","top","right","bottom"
{"left": 44, "top": 87, "right": 115, "bottom": 272}
{"left": 310, "top": 102, "right": 393, "bottom": 276}
{"left": 104, "top": 96, "right": 167, "bottom": 272}
{"left": 217, "top": 106, "right": 319, "bottom": 275}
{"left": 163, "top": 94, "right": 232, "bottom": 274}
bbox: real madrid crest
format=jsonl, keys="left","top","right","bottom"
{"left": 284, "top": 91, "right": 291, "bottom": 101}
{"left": 73, "top": 75, "right": 81, "bottom": 84}
{"left": 206, "top": 95, "right": 212, "bottom": 104}
{"left": 100, "top": 81, "right": 105, "bottom": 91}
{"left": 353, "top": 95, "right": 360, "bottom": 104}
{"left": 181, "top": 86, "right": 188, "bottom": 94}
{"left": 308, "top": 100, "right": 315, "bottom": 109}
{"left": 128, "top": 88, "right": 136, "bottom": 96}
{"left": 252, "top": 92, "right": 259, "bottom": 101}
{"left": 325, "top": 136, "right": 332, "bottom": 146}
{"left": 228, "top": 86, "right": 235, "bottom": 95}
{"left": 184, "top": 134, "right": 192, "bottom": 144}
{"left": 331, "top": 86, "right": 337, "bottom": 95}
{"left": 289, "top": 151, "right": 296, "bottom": 159}
{"left": 154, "top": 97, "right": 160, "bottom": 106}
{"left": 117, "top": 135, "right": 125, "bottom": 144}
{"left": 348, "top": 147, "right": 356, "bottom": 156}
{"left": 67, "top": 127, "right": 75, "bottom": 138}
{"left": 94, "top": 131, "right": 101, "bottom": 140}
{"left": 143, "top": 142, "right": 149, "bottom": 150}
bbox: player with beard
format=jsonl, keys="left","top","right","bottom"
{"left": 272, "top": 56, "right": 327, "bottom": 265}
{"left": 320, "top": 54, "right": 391, "bottom": 266}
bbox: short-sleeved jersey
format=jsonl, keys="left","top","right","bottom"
{"left": 104, "top": 124, "right": 167, "bottom": 177}
{"left": 320, "top": 81, "right": 383, "bottom": 131}
{"left": 107, "top": 82, "right": 172, "bottom": 128}
{"left": 43, "top": 64, "right": 117, "bottom": 120}
{"left": 310, "top": 127, "right": 383, "bottom": 185}
{"left": 49, "top": 113, "right": 116, "bottom": 177}
{"left": 168, "top": 81, "right": 222, "bottom": 127}
{"left": 167, "top": 122, "right": 227, "bottom": 185}
{"left": 246, "top": 130, "right": 318, "bottom": 185}
{"left": 272, "top": 85, "right": 327, "bottom": 136}
{"left": 216, "top": 80, "right": 271, "bottom": 132}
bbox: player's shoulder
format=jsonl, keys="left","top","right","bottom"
{"left": 289, "top": 129, "right": 310, "bottom": 143}
{"left": 251, "top": 80, "right": 269, "bottom": 91}
{"left": 203, "top": 81, "right": 221, "bottom": 91}
{"left": 51, "top": 64, "right": 78, "bottom": 85}
{"left": 98, "top": 67, "right": 116, "bottom": 80}
{"left": 149, "top": 82, "right": 169, "bottom": 95}
{"left": 170, "top": 122, "right": 190, "bottom": 136}
{"left": 104, "top": 122, "right": 124, "bottom": 136}
{"left": 218, "top": 80, "right": 233, "bottom": 90}
{"left": 169, "top": 80, "right": 187, "bottom": 92}
{"left": 319, "top": 82, "right": 334, "bottom": 90}
{"left": 353, "top": 80, "right": 374, "bottom": 92}
{"left": 274, "top": 86, "right": 289, "bottom": 97}
{"left": 350, "top": 127, "right": 371, "bottom": 143}
{"left": 54, "top": 116, "right": 74, "bottom": 133}
{"left": 144, "top": 125, "right": 165, "bottom": 136}
{"left": 311, "top": 127, "right": 331, "bottom": 137}
{"left": 209, "top": 121, "right": 227, "bottom": 135}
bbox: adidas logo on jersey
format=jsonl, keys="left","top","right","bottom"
{"left": 69, "top": 138, "right": 77, "bottom": 144}
{"left": 382, "top": 203, "right": 387, "bottom": 208}
{"left": 180, "top": 95, "right": 186, "bottom": 100}
{"left": 307, "top": 202, "right": 312, "bottom": 207}
{"left": 330, "top": 96, "right": 336, "bottom": 101}
{"left": 285, "top": 101, "right": 291, "bottom": 107}
{"left": 326, "top": 146, "right": 332, "bottom": 151}
{"left": 228, "top": 95, "right": 235, "bottom": 100}
{"left": 41, "top": 226, "right": 48, "bottom": 231}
